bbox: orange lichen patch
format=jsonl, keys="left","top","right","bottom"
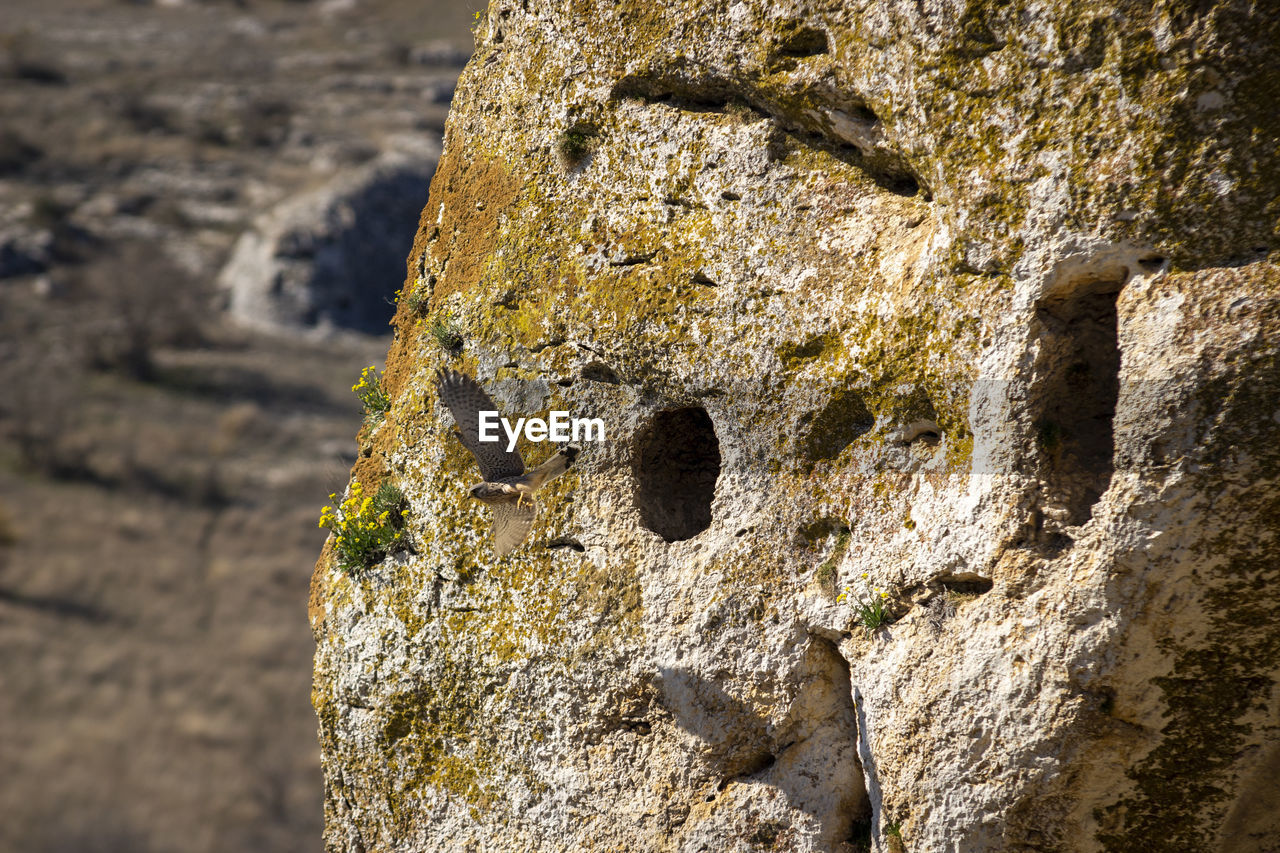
{"left": 373, "top": 332, "right": 418, "bottom": 410}
{"left": 401, "top": 140, "right": 522, "bottom": 317}
{"left": 308, "top": 537, "right": 336, "bottom": 635}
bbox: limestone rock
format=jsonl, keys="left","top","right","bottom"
{"left": 311, "top": 2, "right": 1280, "bottom": 851}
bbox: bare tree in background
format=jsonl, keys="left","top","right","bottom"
{"left": 0, "top": 240, "right": 211, "bottom": 481}
{"left": 78, "top": 241, "right": 209, "bottom": 381}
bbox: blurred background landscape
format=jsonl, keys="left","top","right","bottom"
{"left": 0, "top": 0, "right": 473, "bottom": 848}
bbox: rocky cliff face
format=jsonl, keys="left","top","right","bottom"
{"left": 310, "top": 2, "right": 1280, "bottom": 850}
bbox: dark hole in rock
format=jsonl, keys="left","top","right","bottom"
{"left": 898, "top": 420, "right": 941, "bottom": 446}
{"left": 1032, "top": 276, "right": 1123, "bottom": 528}
{"left": 849, "top": 104, "right": 879, "bottom": 123}
{"left": 830, "top": 140, "right": 922, "bottom": 200}
{"left": 580, "top": 361, "right": 619, "bottom": 384}
{"left": 847, "top": 815, "right": 874, "bottom": 849}
{"left": 890, "top": 175, "right": 920, "bottom": 197}
{"left": 547, "top": 537, "right": 585, "bottom": 553}
{"left": 634, "top": 407, "right": 720, "bottom": 542}
{"left": 720, "top": 191, "right": 741, "bottom": 201}
{"left": 803, "top": 390, "right": 874, "bottom": 463}
{"left": 612, "top": 74, "right": 739, "bottom": 113}
{"left": 692, "top": 271, "right": 717, "bottom": 286}
{"left": 825, "top": 638, "right": 872, "bottom": 847}
{"left": 1137, "top": 255, "right": 1166, "bottom": 272}
{"left": 935, "top": 572, "right": 994, "bottom": 596}
{"left": 740, "top": 750, "right": 776, "bottom": 777}
{"left": 777, "top": 25, "right": 829, "bottom": 57}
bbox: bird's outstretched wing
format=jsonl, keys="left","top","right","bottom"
{"left": 491, "top": 500, "right": 536, "bottom": 556}
{"left": 436, "top": 369, "right": 525, "bottom": 480}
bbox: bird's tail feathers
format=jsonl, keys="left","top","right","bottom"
{"left": 528, "top": 445, "right": 580, "bottom": 488}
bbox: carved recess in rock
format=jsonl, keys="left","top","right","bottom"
{"left": 1029, "top": 272, "right": 1124, "bottom": 533}
{"left": 634, "top": 407, "right": 720, "bottom": 542}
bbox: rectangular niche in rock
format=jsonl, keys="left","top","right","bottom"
{"left": 1030, "top": 274, "right": 1124, "bottom": 532}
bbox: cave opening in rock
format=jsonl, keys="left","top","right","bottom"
{"left": 1032, "top": 277, "right": 1123, "bottom": 528}
{"left": 634, "top": 407, "right": 720, "bottom": 542}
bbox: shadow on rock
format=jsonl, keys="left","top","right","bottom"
{"left": 657, "top": 635, "right": 871, "bottom": 846}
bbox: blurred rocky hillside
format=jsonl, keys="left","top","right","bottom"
{"left": 0, "top": 0, "right": 473, "bottom": 849}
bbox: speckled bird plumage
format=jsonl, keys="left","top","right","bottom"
{"left": 435, "top": 369, "right": 579, "bottom": 556}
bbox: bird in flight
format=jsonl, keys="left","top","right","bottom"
{"left": 435, "top": 369, "right": 579, "bottom": 556}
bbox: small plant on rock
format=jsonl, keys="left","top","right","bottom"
{"left": 399, "top": 276, "right": 431, "bottom": 316}
{"left": 839, "top": 572, "right": 891, "bottom": 633}
{"left": 884, "top": 821, "right": 905, "bottom": 853}
{"left": 353, "top": 365, "right": 391, "bottom": 424}
{"left": 405, "top": 287, "right": 427, "bottom": 316}
{"left": 319, "top": 479, "right": 409, "bottom": 574}
{"left": 427, "top": 314, "right": 464, "bottom": 353}
{"left": 815, "top": 527, "right": 851, "bottom": 599}
{"left": 556, "top": 125, "right": 598, "bottom": 168}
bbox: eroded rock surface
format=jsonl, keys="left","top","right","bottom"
{"left": 311, "top": 2, "right": 1280, "bottom": 850}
